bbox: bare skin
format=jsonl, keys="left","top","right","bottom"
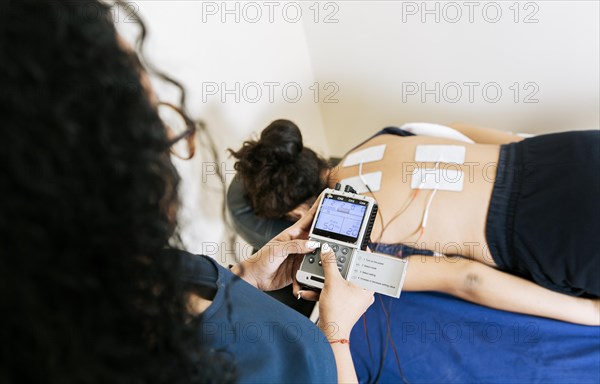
{"left": 330, "top": 134, "right": 503, "bottom": 264}
{"left": 123, "top": 33, "right": 370, "bottom": 381}
{"left": 190, "top": 198, "right": 373, "bottom": 383}
{"left": 402, "top": 254, "right": 600, "bottom": 326}
{"left": 293, "top": 125, "right": 599, "bottom": 326}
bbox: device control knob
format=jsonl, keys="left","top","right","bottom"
{"left": 344, "top": 185, "right": 357, "bottom": 194}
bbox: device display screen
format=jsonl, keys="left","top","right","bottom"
{"left": 312, "top": 193, "right": 368, "bottom": 244}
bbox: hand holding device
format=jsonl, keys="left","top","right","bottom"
{"left": 296, "top": 186, "right": 378, "bottom": 290}
{"left": 295, "top": 186, "right": 409, "bottom": 299}
{"left": 231, "top": 199, "right": 320, "bottom": 291}
{"left": 317, "top": 243, "right": 375, "bottom": 339}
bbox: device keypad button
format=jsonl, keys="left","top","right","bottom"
{"left": 341, "top": 247, "right": 349, "bottom": 255}
{"left": 308, "top": 256, "right": 315, "bottom": 264}
{"left": 331, "top": 244, "right": 339, "bottom": 252}
{"left": 338, "top": 256, "right": 346, "bottom": 264}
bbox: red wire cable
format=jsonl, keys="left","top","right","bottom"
{"left": 379, "top": 295, "right": 409, "bottom": 383}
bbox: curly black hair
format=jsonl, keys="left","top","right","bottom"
{"left": 229, "top": 119, "right": 329, "bottom": 219}
{"left": 0, "top": 1, "right": 232, "bottom": 382}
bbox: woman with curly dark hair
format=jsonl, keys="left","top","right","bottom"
{"left": 0, "top": 1, "right": 373, "bottom": 382}
{"left": 229, "top": 119, "right": 600, "bottom": 326}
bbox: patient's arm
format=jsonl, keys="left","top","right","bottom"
{"left": 448, "top": 123, "right": 524, "bottom": 144}
{"left": 403, "top": 255, "right": 600, "bottom": 326}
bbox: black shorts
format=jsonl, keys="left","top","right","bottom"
{"left": 486, "top": 130, "right": 600, "bottom": 297}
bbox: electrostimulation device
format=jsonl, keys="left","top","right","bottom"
{"left": 296, "top": 185, "right": 378, "bottom": 290}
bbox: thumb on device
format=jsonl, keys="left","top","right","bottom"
{"left": 318, "top": 242, "right": 375, "bottom": 341}
{"left": 320, "top": 243, "right": 342, "bottom": 281}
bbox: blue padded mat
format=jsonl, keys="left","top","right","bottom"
{"left": 351, "top": 292, "right": 600, "bottom": 384}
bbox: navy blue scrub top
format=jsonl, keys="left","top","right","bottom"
{"left": 175, "top": 250, "right": 338, "bottom": 383}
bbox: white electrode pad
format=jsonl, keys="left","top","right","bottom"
{"left": 411, "top": 168, "right": 464, "bottom": 192}
{"left": 415, "top": 145, "right": 466, "bottom": 164}
{"left": 346, "top": 250, "right": 408, "bottom": 298}
{"left": 342, "top": 145, "right": 386, "bottom": 167}
{"left": 340, "top": 172, "right": 383, "bottom": 193}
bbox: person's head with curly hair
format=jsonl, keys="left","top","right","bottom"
{"left": 0, "top": 1, "right": 232, "bottom": 382}
{"left": 229, "top": 119, "right": 330, "bottom": 220}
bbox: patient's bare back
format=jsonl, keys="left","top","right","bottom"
{"left": 330, "top": 134, "right": 500, "bottom": 265}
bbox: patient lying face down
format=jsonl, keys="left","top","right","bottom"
{"left": 228, "top": 119, "right": 600, "bottom": 325}
{"left": 229, "top": 119, "right": 330, "bottom": 221}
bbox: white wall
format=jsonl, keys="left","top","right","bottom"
{"left": 117, "top": 1, "right": 599, "bottom": 261}
{"left": 117, "top": 1, "right": 330, "bottom": 263}
{"left": 303, "top": 0, "right": 600, "bottom": 155}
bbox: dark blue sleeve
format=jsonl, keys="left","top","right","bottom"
{"left": 181, "top": 252, "right": 338, "bottom": 383}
